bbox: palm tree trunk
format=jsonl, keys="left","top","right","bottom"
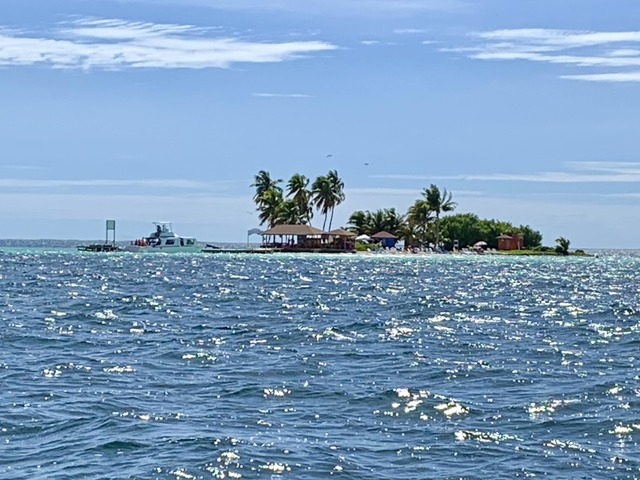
{"left": 435, "top": 213, "right": 440, "bottom": 250}
{"left": 322, "top": 213, "right": 327, "bottom": 231}
{"left": 328, "top": 208, "right": 335, "bottom": 231}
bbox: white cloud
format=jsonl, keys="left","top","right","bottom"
{"left": 0, "top": 18, "right": 337, "bottom": 70}
{"left": 608, "top": 49, "right": 640, "bottom": 57}
{"left": 252, "top": 92, "right": 311, "bottom": 98}
{"left": 360, "top": 39, "right": 399, "bottom": 46}
{"left": 561, "top": 72, "right": 640, "bottom": 82}
{"left": 393, "top": 28, "right": 428, "bottom": 35}
{"left": 472, "top": 29, "right": 640, "bottom": 48}
{"left": 449, "top": 28, "right": 640, "bottom": 82}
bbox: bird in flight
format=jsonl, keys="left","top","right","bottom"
{"left": 326, "top": 154, "right": 333, "bottom": 157}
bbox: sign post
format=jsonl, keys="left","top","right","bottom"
{"left": 106, "top": 220, "right": 116, "bottom": 246}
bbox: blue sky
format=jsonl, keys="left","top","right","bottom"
{"left": 1, "top": 0, "right": 640, "bottom": 248}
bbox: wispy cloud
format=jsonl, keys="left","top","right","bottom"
{"left": 1, "top": 165, "right": 44, "bottom": 170}
{"left": 374, "top": 162, "right": 640, "bottom": 183}
{"left": 0, "top": 18, "right": 337, "bottom": 70}
{"left": 447, "top": 28, "right": 640, "bottom": 82}
{"left": 252, "top": 92, "right": 311, "bottom": 98}
{"left": 360, "top": 39, "right": 398, "bottom": 46}
{"left": 561, "top": 72, "right": 640, "bottom": 82}
{"left": 393, "top": 28, "right": 428, "bottom": 35}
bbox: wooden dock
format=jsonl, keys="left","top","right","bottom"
{"left": 201, "top": 247, "right": 275, "bottom": 254}
{"left": 201, "top": 246, "right": 355, "bottom": 254}
{"left": 77, "top": 244, "right": 122, "bottom": 252}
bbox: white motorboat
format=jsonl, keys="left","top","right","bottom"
{"left": 124, "top": 222, "right": 200, "bottom": 253}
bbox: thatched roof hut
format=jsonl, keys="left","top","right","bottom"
{"left": 261, "top": 224, "right": 325, "bottom": 236}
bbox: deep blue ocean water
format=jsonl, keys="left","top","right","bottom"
{"left": 1, "top": 247, "right": 639, "bottom": 479}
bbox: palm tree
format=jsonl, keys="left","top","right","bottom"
{"left": 423, "top": 184, "right": 456, "bottom": 250}
{"left": 406, "top": 199, "right": 432, "bottom": 247}
{"left": 326, "top": 170, "right": 345, "bottom": 231}
{"left": 397, "top": 221, "right": 420, "bottom": 250}
{"left": 251, "top": 170, "right": 282, "bottom": 204}
{"left": 347, "top": 210, "right": 370, "bottom": 234}
{"left": 555, "top": 236, "right": 571, "bottom": 255}
{"left": 312, "top": 174, "right": 332, "bottom": 230}
{"left": 286, "top": 173, "right": 313, "bottom": 225}
{"left": 256, "top": 187, "right": 284, "bottom": 228}
{"left": 276, "top": 199, "right": 302, "bottom": 225}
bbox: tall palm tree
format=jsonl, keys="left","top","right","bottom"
{"left": 286, "top": 173, "right": 313, "bottom": 225}
{"left": 423, "top": 184, "right": 456, "bottom": 249}
{"left": 326, "top": 170, "right": 345, "bottom": 231}
{"left": 256, "top": 187, "right": 284, "bottom": 228}
{"left": 251, "top": 170, "right": 282, "bottom": 204}
{"left": 312, "top": 174, "right": 332, "bottom": 230}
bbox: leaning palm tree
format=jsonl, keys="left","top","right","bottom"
{"left": 423, "top": 184, "right": 456, "bottom": 250}
{"left": 251, "top": 170, "right": 282, "bottom": 204}
{"left": 286, "top": 173, "right": 313, "bottom": 225}
{"left": 326, "top": 170, "right": 346, "bottom": 231}
{"left": 555, "top": 236, "right": 571, "bottom": 255}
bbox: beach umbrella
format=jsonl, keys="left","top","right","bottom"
{"left": 474, "top": 241, "right": 488, "bottom": 248}
{"left": 355, "top": 234, "right": 371, "bottom": 242}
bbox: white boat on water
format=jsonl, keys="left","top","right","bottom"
{"left": 124, "top": 222, "right": 200, "bottom": 253}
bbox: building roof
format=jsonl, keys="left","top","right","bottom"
{"left": 261, "top": 224, "right": 325, "bottom": 236}
{"left": 326, "top": 228, "right": 357, "bottom": 237}
{"left": 496, "top": 234, "right": 514, "bottom": 239}
{"left": 371, "top": 230, "right": 397, "bottom": 239}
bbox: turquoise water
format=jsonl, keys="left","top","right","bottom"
{"left": 1, "top": 248, "right": 639, "bottom": 479}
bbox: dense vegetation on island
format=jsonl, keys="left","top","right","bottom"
{"left": 251, "top": 170, "right": 549, "bottom": 251}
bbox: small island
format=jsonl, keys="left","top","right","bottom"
{"left": 246, "top": 169, "right": 588, "bottom": 256}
